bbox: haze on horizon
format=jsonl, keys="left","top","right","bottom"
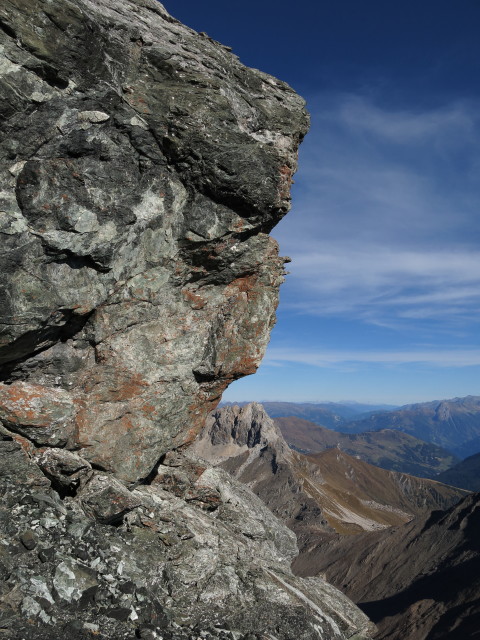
{"left": 172, "top": 0, "right": 480, "bottom": 406}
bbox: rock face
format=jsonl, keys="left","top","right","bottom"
{"left": 0, "top": 1, "right": 377, "bottom": 638}
{"left": 0, "top": 433, "right": 376, "bottom": 640}
{"left": 0, "top": 0, "right": 308, "bottom": 483}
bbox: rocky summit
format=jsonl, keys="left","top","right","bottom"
{"left": 0, "top": 1, "right": 376, "bottom": 638}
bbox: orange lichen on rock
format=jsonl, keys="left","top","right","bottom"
{"left": 0, "top": 381, "right": 76, "bottom": 429}
{"left": 278, "top": 164, "right": 294, "bottom": 200}
{"left": 182, "top": 288, "right": 207, "bottom": 310}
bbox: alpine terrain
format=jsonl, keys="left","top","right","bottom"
{"left": 0, "top": 1, "right": 376, "bottom": 638}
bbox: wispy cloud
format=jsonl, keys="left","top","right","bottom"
{"left": 264, "top": 347, "right": 480, "bottom": 369}
{"left": 274, "top": 93, "right": 480, "bottom": 329}
{"left": 337, "top": 96, "right": 475, "bottom": 143}
{"left": 285, "top": 247, "right": 480, "bottom": 319}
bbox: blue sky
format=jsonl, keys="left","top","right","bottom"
{"left": 171, "top": 1, "right": 480, "bottom": 405}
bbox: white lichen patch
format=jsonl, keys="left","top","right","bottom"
{"left": 78, "top": 110, "right": 110, "bottom": 123}
{"left": 0, "top": 210, "right": 29, "bottom": 235}
{"left": 53, "top": 559, "right": 98, "bottom": 602}
{"left": 133, "top": 189, "right": 165, "bottom": 222}
{"left": 130, "top": 115, "right": 149, "bottom": 129}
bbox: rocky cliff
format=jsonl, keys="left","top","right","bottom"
{"left": 0, "top": 1, "right": 376, "bottom": 638}
{"left": 0, "top": 0, "right": 309, "bottom": 483}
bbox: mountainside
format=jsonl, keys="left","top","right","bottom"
{"left": 293, "top": 492, "right": 480, "bottom": 640}
{"left": 193, "top": 403, "right": 479, "bottom": 639}
{"left": 192, "top": 404, "right": 467, "bottom": 536}
{"left": 191, "top": 402, "right": 333, "bottom": 537}
{"left": 275, "top": 416, "right": 459, "bottom": 477}
{"left": 344, "top": 395, "right": 480, "bottom": 457}
{"left": 304, "top": 448, "right": 468, "bottom": 534}
{"left": 436, "top": 452, "right": 480, "bottom": 491}
{"left": 0, "top": 2, "right": 378, "bottom": 638}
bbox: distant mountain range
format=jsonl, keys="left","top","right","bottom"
{"left": 226, "top": 396, "right": 480, "bottom": 461}
{"left": 343, "top": 395, "right": 480, "bottom": 458}
{"left": 221, "top": 400, "right": 397, "bottom": 430}
{"left": 274, "top": 416, "right": 459, "bottom": 478}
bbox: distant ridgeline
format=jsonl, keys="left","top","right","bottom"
{"left": 223, "top": 396, "right": 480, "bottom": 485}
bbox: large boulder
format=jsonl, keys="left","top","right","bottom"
{"left": 0, "top": 2, "right": 377, "bottom": 638}
{"left": 0, "top": 0, "right": 308, "bottom": 483}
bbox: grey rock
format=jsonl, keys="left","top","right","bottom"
{"left": 38, "top": 547, "right": 56, "bottom": 563}
{"left": 32, "top": 448, "right": 93, "bottom": 492}
{"left": 0, "top": 436, "right": 50, "bottom": 492}
{"left": 0, "top": 428, "right": 375, "bottom": 639}
{"left": 19, "top": 529, "right": 37, "bottom": 550}
{"left": 0, "top": 382, "right": 77, "bottom": 447}
{"left": 78, "top": 474, "right": 141, "bottom": 524}
{"left": 53, "top": 559, "right": 98, "bottom": 602}
{"left": 0, "top": 0, "right": 308, "bottom": 483}
{"left": 0, "top": 0, "right": 376, "bottom": 638}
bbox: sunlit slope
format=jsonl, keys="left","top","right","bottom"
{"left": 274, "top": 416, "right": 458, "bottom": 477}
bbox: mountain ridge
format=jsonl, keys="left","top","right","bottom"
{"left": 221, "top": 400, "right": 397, "bottom": 429}
{"left": 293, "top": 491, "right": 480, "bottom": 640}
{"left": 436, "top": 451, "right": 480, "bottom": 491}
{"left": 192, "top": 401, "right": 478, "bottom": 640}
{"left": 274, "top": 415, "right": 459, "bottom": 477}
{"left": 344, "top": 395, "right": 480, "bottom": 458}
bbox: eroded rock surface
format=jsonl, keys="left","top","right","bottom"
{"left": 0, "top": 433, "right": 376, "bottom": 639}
{"left": 0, "top": 1, "right": 377, "bottom": 638}
{"left": 0, "top": 0, "right": 308, "bottom": 483}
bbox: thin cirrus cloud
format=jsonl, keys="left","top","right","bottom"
{"left": 273, "top": 93, "right": 480, "bottom": 329}
{"left": 264, "top": 347, "right": 480, "bottom": 369}
{"left": 337, "top": 96, "right": 475, "bottom": 143}
{"left": 286, "top": 248, "right": 480, "bottom": 317}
